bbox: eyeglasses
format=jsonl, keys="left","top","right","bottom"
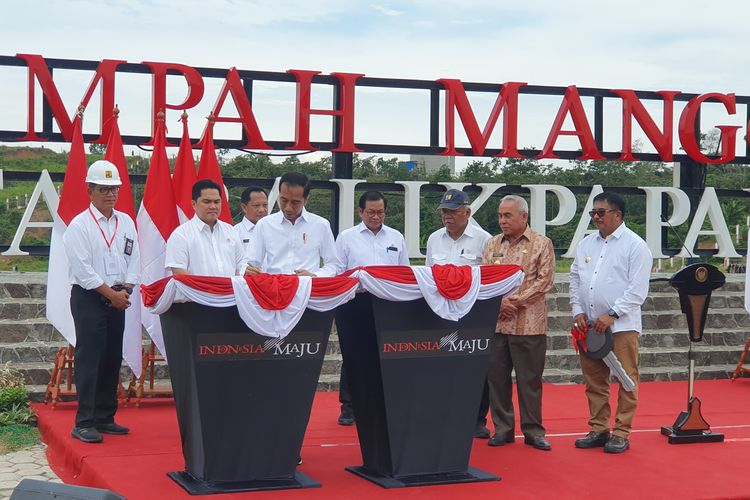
{"left": 364, "top": 210, "right": 386, "bottom": 218}
{"left": 95, "top": 186, "right": 120, "bottom": 194}
{"left": 588, "top": 208, "right": 617, "bottom": 218}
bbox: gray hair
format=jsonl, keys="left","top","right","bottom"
{"left": 499, "top": 195, "right": 528, "bottom": 215}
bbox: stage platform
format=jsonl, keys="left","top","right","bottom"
{"left": 34, "top": 379, "right": 750, "bottom": 499}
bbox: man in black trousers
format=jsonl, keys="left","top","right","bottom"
{"left": 64, "top": 160, "right": 140, "bottom": 443}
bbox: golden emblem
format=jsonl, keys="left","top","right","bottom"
{"left": 695, "top": 266, "right": 708, "bottom": 283}
{"left": 584, "top": 256, "right": 591, "bottom": 263}
{"left": 105, "top": 170, "right": 113, "bottom": 178}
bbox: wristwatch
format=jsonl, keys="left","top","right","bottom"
{"left": 607, "top": 308, "right": 619, "bottom": 319}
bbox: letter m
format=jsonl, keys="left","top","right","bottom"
{"left": 16, "top": 54, "right": 125, "bottom": 143}
{"left": 437, "top": 79, "right": 526, "bottom": 157}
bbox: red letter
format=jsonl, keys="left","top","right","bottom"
{"left": 611, "top": 89, "right": 680, "bottom": 162}
{"left": 679, "top": 92, "right": 741, "bottom": 164}
{"left": 539, "top": 86, "right": 604, "bottom": 160}
{"left": 204, "top": 67, "right": 270, "bottom": 150}
{"left": 16, "top": 53, "right": 125, "bottom": 143}
{"left": 141, "top": 61, "right": 205, "bottom": 145}
{"left": 438, "top": 79, "right": 526, "bottom": 157}
{"left": 287, "top": 69, "right": 364, "bottom": 152}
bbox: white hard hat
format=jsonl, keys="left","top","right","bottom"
{"left": 86, "top": 160, "right": 122, "bottom": 186}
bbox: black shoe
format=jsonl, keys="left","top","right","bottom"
{"left": 524, "top": 434, "right": 551, "bottom": 451}
{"left": 297, "top": 456, "right": 303, "bottom": 465}
{"left": 474, "top": 422, "right": 491, "bottom": 439}
{"left": 575, "top": 431, "right": 610, "bottom": 449}
{"left": 604, "top": 435, "right": 630, "bottom": 454}
{"left": 71, "top": 427, "right": 103, "bottom": 443}
{"left": 488, "top": 433, "right": 515, "bottom": 447}
{"left": 96, "top": 422, "right": 130, "bottom": 435}
{"left": 337, "top": 412, "right": 355, "bottom": 426}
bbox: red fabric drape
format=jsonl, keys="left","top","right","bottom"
{"left": 244, "top": 274, "right": 299, "bottom": 311}
{"left": 480, "top": 264, "right": 524, "bottom": 284}
{"left": 430, "top": 264, "right": 473, "bottom": 300}
{"left": 310, "top": 276, "right": 359, "bottom": 297}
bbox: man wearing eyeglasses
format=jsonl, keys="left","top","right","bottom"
{"left": 569, "top": 192, "right": 652, "bottom": 454}
{"left": 334, "top": 191, "right": 409, "bottom": 425}
{"left": 64, "top": 160, "right": 140, "bottom": 444}
{"left": 235, "top": 186, "right": 268, "bottom": 251}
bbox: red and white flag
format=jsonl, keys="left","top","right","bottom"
{"left": 137, "top": 113, "right": 180, "bottom": 358}
{"left": 196, "top": 114, "right": 232, "bottom": 224}
{"left": 172, "top": 112, "right": 197, "bottom": 224}
{"left": 104, "top": 107, "right": 142, "bottom": 377}
{"left": 46, "top": 107, "right": 89, "bottom": 346}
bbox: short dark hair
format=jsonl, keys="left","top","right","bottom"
{"left": 593, "top": 191, "right": 625, "bottom": 217}
{"left": 240, "top": 186, "right": 266, "bottom": 204}
{"left": 192, "top": 179, "right": 221, "bottom": 201}
{"left": 358, "top": 191, "right": 387, "bottom": 210}
{"left": 279, "top": 172, "right": 310, "bottom": 198}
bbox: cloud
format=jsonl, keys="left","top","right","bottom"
{"left": 370, "top": 4, "right": 405, "bottom": 17}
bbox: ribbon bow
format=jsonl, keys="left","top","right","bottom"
{"left": 570, "top": 324, "right": 589, "bottom": 354}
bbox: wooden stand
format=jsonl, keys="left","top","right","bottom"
{"left": 730, "top": 338, "right": 750, "bottom": 381}
{"left": 45, "top": 344, "right": 128, "bottom": 407}
{"left": 126, "top": 342, "right": 173, "bottom": 406}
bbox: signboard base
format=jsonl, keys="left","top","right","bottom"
{"left": 167, "top": 471, "right": 320, "bottom": 494}
{"left": 344, "top": 465, "right": 497, "bottom": 489}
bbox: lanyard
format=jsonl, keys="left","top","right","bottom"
{"left": 88, "top": 208, "right": 119, "bottom": 251}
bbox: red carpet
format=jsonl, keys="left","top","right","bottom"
{"left": 34, "top": 379, "right": 750, "bottom": 500}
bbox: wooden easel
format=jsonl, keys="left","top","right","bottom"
{"left": 45, "top": 344, "right": 128, "bottom": 407}
{"left": 126, "top": 341, "right": 173, "bottom": 406}
{"left": 731, "top": 338, "right": 750, "bottom": 381}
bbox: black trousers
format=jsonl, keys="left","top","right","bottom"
{"left": 70, "top": 285, "right": 125, "bottom": 428}
{"left": 339, "top": 362, "right": 352, "bottom": 414}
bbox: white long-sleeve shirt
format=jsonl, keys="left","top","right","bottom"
{"left": 569, "top": 223, "right": 653, "bottom": 334}
{"left": 248, "top": 208, "right": 342, "bottom": 277}
{"left": 64, "top": 204, "right": 140, "bottom": 289}
{"left": 336, "top": 222, "right": 409, "bottom": 269}
{"left": 425, "top": 223, "right": 492, "bottom": 266}
{"left": 165, "top": 216, "right": 246, "bottom": 277}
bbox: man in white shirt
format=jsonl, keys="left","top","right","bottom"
{"left": 235, "top": 186, "right": 268, "bottom": 251}
{"left": 246, "top": 172, "right": 341, "bottom": 277}
{"left": 335, "top": 191, "right": 409, "bottom": 425}
{"left": 425, "top": 188, "right": 493, "bottom": 438}
{"left": 570, "top": 192, "right": 652, "bottom": 454}
{"left": 64, "top": 160, "right": 140, "bottom": 444}
{"left": 166, "top": 179, "right": 247, "bottom": 276}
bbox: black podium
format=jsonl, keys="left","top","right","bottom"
{"left": 336, "top": 293, "right": 501, "bottom": 488}
{"left": 160, "top": 302, "right": 333, "bottom": 494}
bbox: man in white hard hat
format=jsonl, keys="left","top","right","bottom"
{"left": 64, "top": 160, "right": 140, "bottom": 444}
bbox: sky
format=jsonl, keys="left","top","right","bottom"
{"left": 1, "top": 0, "right": 749, "bottom": 168}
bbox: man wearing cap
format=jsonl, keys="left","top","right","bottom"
{"left": 64, "top": 160, "right": 140, "bottom": 443}
{"left": 569, "top": 192, "right": 652, "bottom": 454}
{"left": 425, "top": 188, "right": 492, "bottom": 438}
{"left": 482, "top": 195, "right": 555, "bottom": 451}
{"left": 335, "top": 191, "right": 409, "bottom": 426}
{"left": 166, "top": 179, "right": 248, "bottom": 277}
{"left": 235, "top": 186, "right": 268, "bottom": 252}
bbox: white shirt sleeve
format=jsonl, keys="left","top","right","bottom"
{"left": 569, "top": 251, "right": 584, "bottom": 318}
{"left": 246, "top": 221, "right": 265, "bottom": 267}
{"left": 397, "top": 235, "right": 410, "bottom": 266}
{"left": 316, "top": 221, "right": 343, "bottom": 277}
{"left": 124, "top": 221, "right": 141, "bottom": 284}
{"left": 232, "top": 231, "right": 247, "bottom": 275}
{"left": 612, "top": 240, "right": 653, "bottom": 317}
{"left": 335, "top": 233, "right": 350, "bottom": 270}
{"left": 63, "top": 222, "right": 104, "bottom": 290}
{"left": 165, "top": 229, "right": 190, "bottom": 273}
{"left": 425, "top": 233, "right": 435, "bottom": 266}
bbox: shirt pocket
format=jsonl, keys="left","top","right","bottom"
{"left": 459, "top": 253, "right": 480, "bottom": 265}
{"left": 385, "top": 247, "right": 402, "bottom": 265}
{"left": 431, "top": 252, "right": 448, "bottom": 264}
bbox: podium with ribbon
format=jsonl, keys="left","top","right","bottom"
{"left": 337, "top": 265, "right": 524, "bottom": 488}
{"left": 142, "top": 274, "right": 357, "bottom": 494}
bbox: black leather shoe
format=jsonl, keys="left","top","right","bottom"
{"left": 71, "top": 427, "right": 103, "bottom": 443}
{"left": 474, "top": 422, "right": 491, "bottom": 439}
{"left": 575, "top": 431, "right": 610, "bottom": 449}
{"left": 488, "top": 433, "right": 515, "bottom": 447}
{"left": 337, "top": 412, "right": 355, "bottom": 426}
{"left": 96, "top": 422, "right": 130, "bottom": 435}
{"left": 524, "top": 434, "right": 551, "bottom": 451}
{"left": 604, "top": 435, "right": 630, "bottom": 454}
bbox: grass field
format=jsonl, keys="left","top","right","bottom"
{"left": 0, "top": 424, "right": 39, "bottom": 455}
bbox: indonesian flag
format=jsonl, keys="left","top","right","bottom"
{"left": 746, "top": 231, "right": 750, "bottom": 314}
{"left": 196, "top": 114, "right": 232, "bottom": 224}
{"left": 142, "top": 274, "right": 359, "bottom": 338}
{"left": 104, "top": 107, "right": 142, "bottom": 376}
{"left": 172, "top": 112, "right": 197, "bottom": 224}
{"left": 46, "top": 108, "right": 88, "bottom": 346}
{"left": 137, "top": 113, "right": 180, "bottom": 359}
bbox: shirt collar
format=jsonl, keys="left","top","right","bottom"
{"left": 190, "top": 214, "right": 212, "bottom": 233}
{"left": 242, "top": 217, "right": 256, "bottom": 230}
{"left": 499, "top": 225, "right": 531, "bottom": 243}
{"left": 357, "top": 221, "right": 385, "bottom": 236}
{"left": 89, "top": 203, "right": 115, "bottom": 222}
{"left": 598, "top": 222, "right": 626, "bottom": 240}
{"left": 444, "top": 221, "right": 477, "bottom": 240}
{"left": 280, "top": 207, "right": 309, "bottom": 225}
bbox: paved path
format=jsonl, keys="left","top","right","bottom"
{"left": 0, "top": 444, "right": 61, "bottom": 499}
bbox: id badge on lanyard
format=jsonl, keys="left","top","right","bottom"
{"left": 104, "top": 252, "right": 120, "bottom": 276}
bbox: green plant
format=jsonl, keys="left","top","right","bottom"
{"left": 0, "top": 362, "right": 26, "bottom": 388}
{"left": 0, "top": 403, "right": 35, "bottom": 426}
{"left": 0, "top": 386, "right": 28, "bottom": 413}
